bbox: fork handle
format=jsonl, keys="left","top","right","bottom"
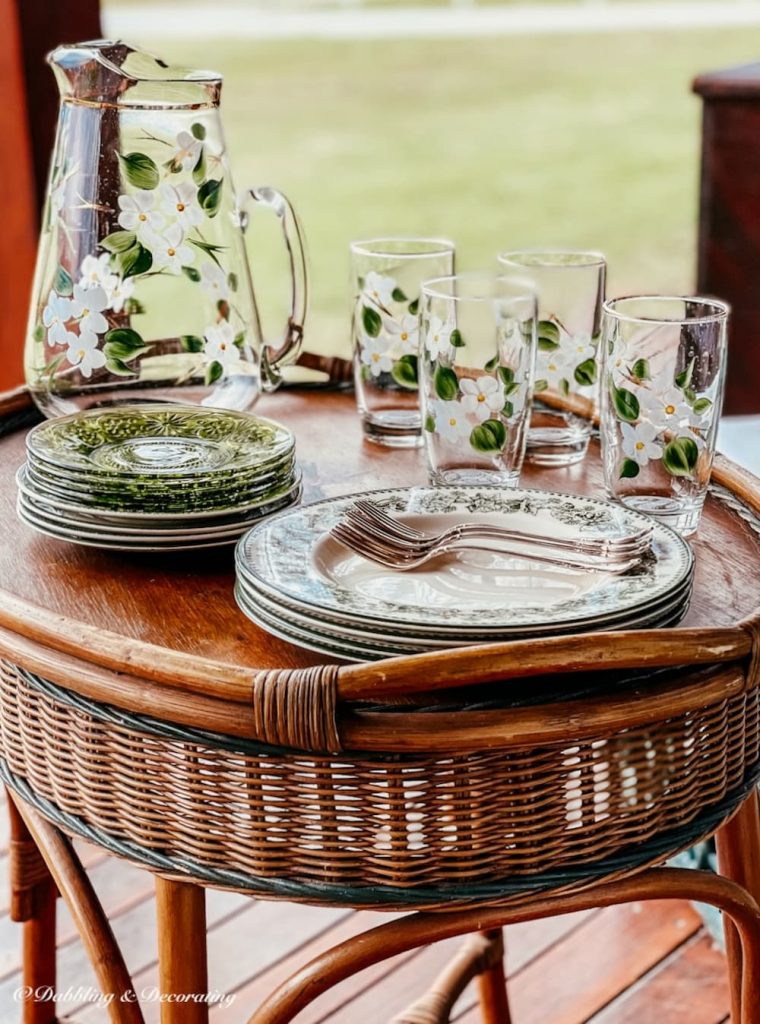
{"left": 445, "top": 523, "right": 646, "bottom": 557}
{"left": 435, "top": 539, "right": 638, "bottom": 574}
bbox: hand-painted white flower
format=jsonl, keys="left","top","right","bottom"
{"left": 71, "top": 284, "right": 109, "bottom": 336}
{"left": 538, "top": 349, "right": 571, "bottom": 388}
{"left": 174, "top": 130, "right": 202, "bottom": 172}
{"left": 159, "top": 181, "right": 203, "bottom": 231}
{"left": 460, "top": 376, "right": 505, "bottom": 422}
{"left": 360, "top": 336, "right": 393, "bottom": 377}
{"left": 147, "top": 222, "right": 195, "bottom": 275}
{"left": 637, "top": 383, "right": 691, "bottom": 431}
{"left": 65, "top": 330, "right": 106, "bottom": 379}
{"left": 432, "top": 399, "right": 471, "bottom": 444}
{"left": 117, "top": 190, "right": 164, "bottom": 240}
{"left": 204, "top": 321, "right": 239, "bottom": 372}
{"left": 79, "top": 253, "right": 112, "bottom": 290}
{"left": 567, "top": 332, "right": 595, "bottom": 364}
{"left": 385, "top": 314, "right": 418, "bottom": 354}
{"left": 200, "top": 261, "right": 229, "bottom": 301}
{"left": 105, "top": 275, "right": 135, "bottom": 315}
{"left": 425, "top": 316, "right": 454, "bottom": 359}
{"left": 42, "top": 290, "right": 74, "bottom": 346}
{"left": 362, "top": 271, "right": 396, "bottom": 309}
{"left": 621, "top": 420, "right": 663, "bottom": 467}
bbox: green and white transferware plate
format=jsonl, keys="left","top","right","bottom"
{"left": 236, "top": 486, "right": 693, "bottom": 634}
{"left": 26, "top": 405, "right": 294, "bottom": 481}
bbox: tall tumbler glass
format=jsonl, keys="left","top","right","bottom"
{"left": 600, "top": 295, "right": 729, "bottom": 536}
{"left": 497, "top": 250, "right": 606, "bottom": 466}
{"left": 419, "top": 274, "right": 536, "bottom": 486}
{"left": 350, "top": 238, "right": 455, "bottom": 447}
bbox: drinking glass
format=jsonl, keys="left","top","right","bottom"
{"left": 600, "top": 295, "right": 729, "bottom": 536}
{"left": 419, "top": 273, "right": 536, "bottom": 486}
{"left": 497, "top": 250, "right": 606, "bottom": 466}
{"left": 350, "top": 238, "right": 455, "bottom": 446}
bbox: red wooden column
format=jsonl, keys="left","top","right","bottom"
{"left": 693, "top": 63, "right": 760, "bottom": 415}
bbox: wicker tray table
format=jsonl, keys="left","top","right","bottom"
{"left": 0, "top": 387, "right": 759, "bottom": 1023}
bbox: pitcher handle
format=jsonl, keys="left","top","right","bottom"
{"left": 239, "top": 186, "right": 308, "bottom": 392}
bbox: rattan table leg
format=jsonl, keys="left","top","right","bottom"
{"left": 476, "top": 930, "right": 511, "bottom": 1024}
{"left": 7, "top": 792, "right": 57, "bottom": 1024}
{"left": 716, "top": 789, "right": 760, "bottom": 1023}
{"left": 155, "top": 877, "right": 208, "bottom": 1024}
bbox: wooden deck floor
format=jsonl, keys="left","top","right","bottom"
{"left": 0, "top": 792, "right": 731, "bottom": 1023}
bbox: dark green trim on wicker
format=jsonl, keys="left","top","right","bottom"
{"left": 1, "top": 756, "right": 757, "bottom": 909}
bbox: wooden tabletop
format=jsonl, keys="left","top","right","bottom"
{"left": 0, "top": 389, "right": 759, "bottom": 674}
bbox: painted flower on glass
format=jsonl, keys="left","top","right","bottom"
{"left": 204, "top": 321, "right": 238, "bottom": 372}
{"left": 147, "top": 222, "right": 195, "bottom": 275}
{"left": 432, "top": 399, "right": 472, "bottom": 444}
{"left": 539, "top": 350, "right": 570, "bottom": 388}
{"left": 65, "top": 331, "right": 106, "bottom": 378}
{"left": 42, "top": 290, "right": 73, "bottom": 346}
{"left": 621, "top": 420, "right": 662, "bottom": 467}
{"left": 425, "top": 316, "right": 454, "bottom": 359}
{"left": 160, "top": 181, "right": 203, "bottom": 231}
{"left": 567, "top": 333, "right": 595, "bottom": 364}
{"left": 79, "top": 253, "right": 112, "bottom": 290}
{"left": 385, "top": 314, "right": 418, "bottom": 354}
{"left": 460, "top": 376, "right": 505, "bottom": 422}
{"left": 72, "top": 284, "right": 109, "bottom": 336}
{"left": 200, "top": 261, "right": 229, "bottom": 301}
{"left": 637, "top": 379, "right": 691, "bottom": 430}
{"left": 173, "top": 130, "right": 202, "bottom": 172}
{"left": 105, "top": 275, "right": 135, "bottom": 315}
{"left": 363, "top": 271, "right": 396, "bottom": 309}
{"left": 361, "top": 336, "right": 393, "bottom": 377}
{"left": 117, "top": 190, "right": 164, "bottom": 240}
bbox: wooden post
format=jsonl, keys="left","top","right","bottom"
{"left": 155, "top": 877, "right": 209, "bottom": 1024}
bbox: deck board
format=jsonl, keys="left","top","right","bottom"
{"left": 0, "top": 787, "right": 731, "bottom": 1024}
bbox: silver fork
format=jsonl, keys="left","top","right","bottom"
{"left": 346, "top": 499, "right": 652, "bottom": 560}
{"left": 330, "top": 519, "right": 643, "bottom": 574}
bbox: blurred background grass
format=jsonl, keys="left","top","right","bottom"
{"left": 99, "top": 16, "right": 760, "bottom": 358}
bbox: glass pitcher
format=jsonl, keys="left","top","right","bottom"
{"left": 24, "top": 41, "right": 307, "bottom": 418}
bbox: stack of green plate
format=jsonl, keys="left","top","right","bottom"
{"left": 17, "top": 404, "right": 300, "bottom": 552}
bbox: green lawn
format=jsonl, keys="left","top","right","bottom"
{"left": 133, "top": 30, "right": 759, "bottom": 359}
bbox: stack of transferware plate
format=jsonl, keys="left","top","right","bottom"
{"left": 17, "top": 404, "right": 300, "bottom": 552}
{"left": 234, "top": 486, "right": 694, "bottom": 661}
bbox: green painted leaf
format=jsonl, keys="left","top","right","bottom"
{"left": 683, "top": 387, "right": 697, "bottom": 405}
{"left": 424, "top": 413, "right": 435, "bottom": 432}
{"left": 54, "top": 266, "right": 73, "bottom": 296}
{"left": 470, "top": 419, "right": 507, "bottom": 454}
{"left": 537, "top": 320, "right": 560, "bottom": 350}
{"left": 32, "top": 324, "right": 44, "bottom": 343}
{"left": 498, "top": 365, "right": 514, "bottom": 385}
{"left": 182, "top": 265, "right": 201, "bottom": 282}
{"left": 228, "top": 272, "right": 238, "bottom": 293}
{"left": 180, "top": 335, "right": 204, "bottom": 353}
{"left": 105, "top": 356, "right": 135, "bottom": 377}
{"left": 104, "top": 327, "right": 145, "bottom": 352}
{"left": 408, "top": 298, "right": 419, "bottom": 315}
{"left": 192, "top": 147, "right": 206, "bottom": 186}
{"left": 619, "top": 457, "right": 640, "bottom": 479}
{"left": 483, "top": 355, "right": 499, "bottom": 373}
{"left": 574, "top": 358, "right": 597, "bottom": 387}
{"left": 164, "top": 157, "right": 182, "bottom": 174}
{"left": 504, "top": 380, "right": 521, "bottom": 397}
{"left": 123, "top": 298, "right": 145, "bottom": 315}
{"left": 198, "top": 178, "right": 223, "bottom": 217}
{"left": 117, "top": 244, "right": 152, "bottom": 279}
{"left": 450, "top": 329, "right": 465, "bottom": 348}
{"left": 502, "top": 399, "right": 514, "bottom": 418}
{"left": 101, "top": 230, "right": 137, "bottom": 254}
{"left": 663, "top": 436, "right": 699, "bottom": 476}
{"left": 434, "top": 364, "right": 459, "bottom": 401}
{"left": 391, "top": 354, "right": 418, "bottom": 390}
{"left": 42, "top": 353, "right": 66, "bottom": 375}
{"left": 191, "top": 122, "right": 206, "bottom": 141}
{"left": 391, "top": 286, "right": 408, "bottom": 302}
{"left": 205, "top": 360, "right": 224, "bottom": 385}
{"left": 631, "top": 358, "right": 650, "bottom": 381}
{"left": 692, "top": 396, "right": 712, "bottom": 415}
{"left": 611, "top": 384, "right": 640, "bottom": 423}
{"left": 233, "top": 331, "right": 246, "bottom": 350}
{"left": 675, "top": 357, "right": 695, "bottom": 390}
{"left": 217, "top": 299, "right": 230, "bottom": 321}
{"left": 104, "top": 340, "right": 150, "bottom": 362}
{"left": 559, "top": 378, "right": 570, "bottom": 397}
{"left": 361, "top": 306, "right": 382, "bottom": 338}
{"left": 534, "top": 379, "right": 548, "bottom": 392}
{"left": 118, "top": 152, "right": 159, "bottom": 190}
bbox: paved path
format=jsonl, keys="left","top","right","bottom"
{"left": 105, "top": 2, "right": 760, "bottom": 40}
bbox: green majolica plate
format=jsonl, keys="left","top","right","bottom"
{"left": 26, "top": 405, "right": 295, "bottom": 480}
